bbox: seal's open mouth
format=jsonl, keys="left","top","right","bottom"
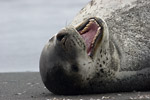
{"left": 76, "top": 18, "right": 103, "bottom": 57}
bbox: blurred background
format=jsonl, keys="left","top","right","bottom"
{"left": 0, "top": 0, "right": 90, "bottom": 72}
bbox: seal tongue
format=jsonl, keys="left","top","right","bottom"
{"left": 79, "top": 20, "right": 100, "bottom": 55}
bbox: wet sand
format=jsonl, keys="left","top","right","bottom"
{"left": 0, "top": 72, "right": 150, "bottom": 100}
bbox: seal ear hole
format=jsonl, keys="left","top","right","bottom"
{"left": 71, "top": 65, "right": 79, "bottom": 72}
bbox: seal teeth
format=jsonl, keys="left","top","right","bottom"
{"left": 80, "top": 26, "right": 89, "bottom": 34}
{"left": 95, "top": 21, "right": 99, "bottom": 26}
{"left": 80, "top": 19, "right": 100, "bottom": 34}
{"left": 91, "top": 27, "right": 101, "bottom": 46}
{"left": 90, "top": 19, "right": 99, "bottom": 26}
{"left": 90, "top": 19, "right": 95, "bottom": 21}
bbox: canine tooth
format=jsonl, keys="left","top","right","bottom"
{"left": 80, "top": 31, "right": 84, "bottom": 34}
{"left": 97, "top": 27, "right": 101, "bottom": 31}
{"left": 91, "top": 27, "right": 101, "bottom": 45}
{"left": 93, "top": 36, "right": 97, "bottom": 42}
{"left": 90, "top": 19, "right": 95, "bottom": 22}
{"left": 86, "top": 23, "right": 90, "bottom": 27}
{"left": 91, "top": 41, "right": 94, "bottom": 45}
{"left": 96, "top": 27, "right": 101, "bottom": 35}
{"left": 89, "top": 21, "right": 93, "bottom": 24}
{"left": 90, "top": 19, "right": 100, "bottom": 27}
{"left": 84, "top": 26, "right": 88, "bottom": 31}
{"left": 94, "top": 20, "right": 97, "bottom": 23}
{"left": 81, "top": 26, "right": 88, "bottom": 34}
{"left": 80, "top": 29, "right": 85, "bottom": 34}
{"left": 96, "top": 22, "right": 99, "bottom": 26}
{"left": 92, "top": 35, "right": 97, "bottom": 45}
{"left": 93, "top": 20, "right": 99, "bottom": 26}
{"left": 90, "top": 19, "right": 96, "bottom": 23}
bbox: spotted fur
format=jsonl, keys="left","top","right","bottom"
{"left": 40, "top": 0, "right": 150, "bottom": 95}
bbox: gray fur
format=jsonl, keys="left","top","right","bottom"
{"left": 40, "top": 0, "right": 150, "bottom": 95}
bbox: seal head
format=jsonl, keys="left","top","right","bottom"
{"left": 40, "top": 17, "right": 120, "bottom": 95}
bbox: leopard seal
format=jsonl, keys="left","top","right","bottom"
{"left": 40, "top": 0, "right": 150, "bottom": 95}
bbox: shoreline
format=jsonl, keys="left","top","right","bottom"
{"left": 0, "top": 72, "right": 149, "bottom": 100}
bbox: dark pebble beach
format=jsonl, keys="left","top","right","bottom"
{"left": 0, "top": 72, "right": 150, "bottom": 100}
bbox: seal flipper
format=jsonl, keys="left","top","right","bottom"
{"left": 114, "top": 68, "right": 150, "bottom": 91}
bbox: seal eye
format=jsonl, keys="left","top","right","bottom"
{"left": 76, "top": 18, "right": 103, "bottom": 57}
{"left": 71, "top": 65, "right": 79, "bottom": 72}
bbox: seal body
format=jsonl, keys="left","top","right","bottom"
{"left": 40, "top": 0, "right": 150, "bottom": 95}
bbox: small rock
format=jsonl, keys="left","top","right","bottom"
{"left": 117, "top": 94, "right": 122, "bottom": 96}
{"left": 102, "top": 96, "right": 110, "bottom": 99}
{"left": 15, "top": 93, "right": 22, "bottom": 95}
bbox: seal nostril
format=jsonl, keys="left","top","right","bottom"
{"left": 56, "top": 33, "right": 67, "bottom": 41}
